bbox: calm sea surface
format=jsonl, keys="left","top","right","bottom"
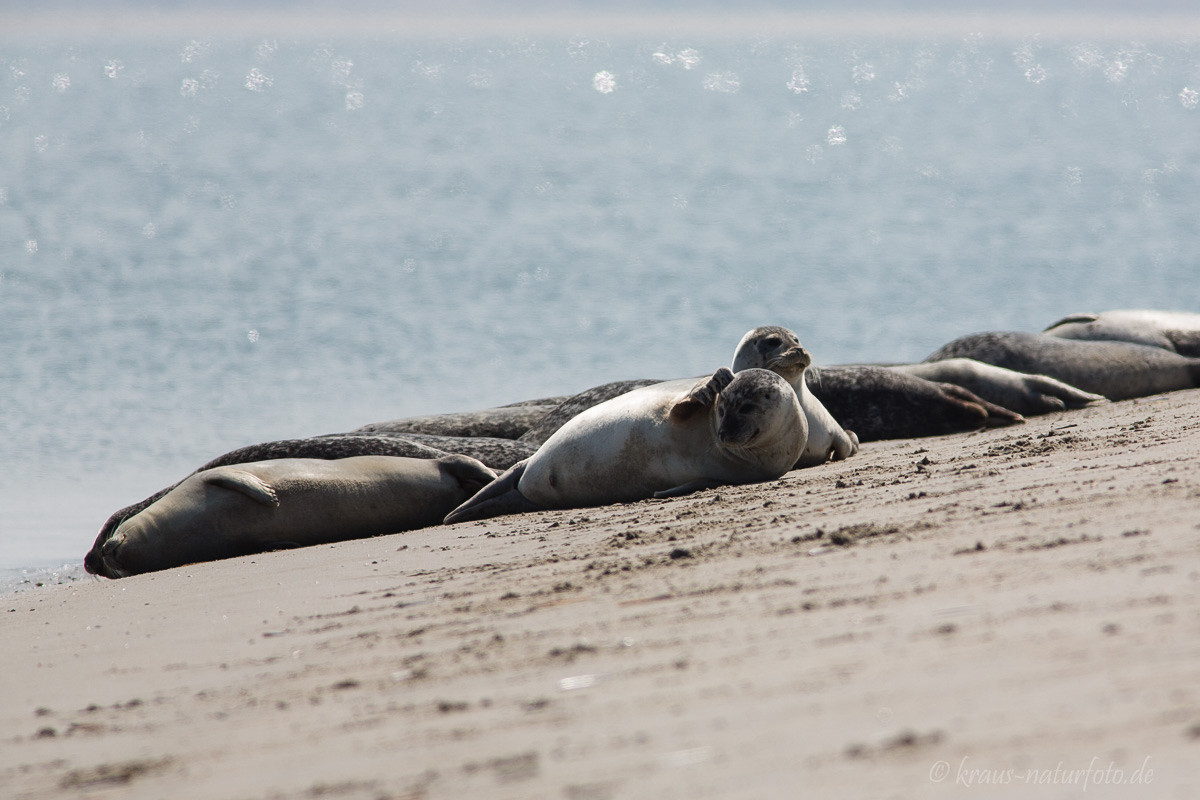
{"left": 3, "top": 28, "right": 1199, "bottom": 588}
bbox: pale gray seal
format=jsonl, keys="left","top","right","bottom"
{"left": 444, "top": 368, "right": 807, "bottom": 524}
{"left": 730, "top": 326, "right": 859, "bottom": 466}
{"left": 1043, "top": 310, "right": 1200, "bottom": 357}
{"left": 517, "top": 380, "right": 662, "bottom": 447}
{"left": 924, "top": 331, "right": 1200, "bottom": 400}
{"left": 87, "top": 454, "right": 496, "bottom": 578}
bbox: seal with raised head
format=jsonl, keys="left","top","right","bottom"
{"left": 87, "top": 454, "right": 496, "bottom": 578}
{"left": 730, "top": 326, "right": 859, "bottom": 467}
{"left": 1043, "top": 310, "right": 1200, "bottom": 357}
{"left": 444, "top": 367, "right": 807, "bottom": 524}
{"left": 924, "top": 331, "right": 1200, "bottom": 400}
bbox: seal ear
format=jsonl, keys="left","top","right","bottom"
{"left": 203, "top": 468, "right": 281, "bottom": 507}
{"left": 670, "top": 368, "right": 734, "bottom": 423}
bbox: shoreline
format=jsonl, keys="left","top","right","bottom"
{"left": 4, "top": 389, "right": 1200, "bottom": 797}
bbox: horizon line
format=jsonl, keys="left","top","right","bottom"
{"left": 4, "top": 10, "right": 1200, "bottom": 41}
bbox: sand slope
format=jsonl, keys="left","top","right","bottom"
{"left": 4, "top": 391, "right": 1200, "bottom": 799}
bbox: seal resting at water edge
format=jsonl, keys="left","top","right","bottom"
{"left": 730, "top": 325, "right": 858, "bottom": 466}
{"left": 444, "top": 367, "right": 807, "bottom": 524}
{"left": 86, "top": 454, "right": 496, "bottom": 579}
{"left": 87, "top": 433, "right": 501, "bottom": 564}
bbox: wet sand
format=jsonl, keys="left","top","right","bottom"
{"left": 4, "top": 390, "right": 1200, "bottom": 799}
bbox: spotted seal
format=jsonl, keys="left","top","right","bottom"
{"left": 444, "top": 368, "right": 807, "bottom": 524}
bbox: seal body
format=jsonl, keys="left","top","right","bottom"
{"left": 444, "top": 368, "right": 807, "bottom": 523}
{"left": 925, "top": 331, "right": 1200, "bottom": 400}
{"left": 731, "top": 326, "right": 858, "bottom": 467}
{"left": 353, "top": 398, "right": 565, "bottom": 440}
{"left": 87, "top": 454, "right": 495, "bottom": 578}
{"left": 1043, "top": 310, "right": 1200, "bottom": 357}
{"left": 806, "top": 366, "right": 1023, "bottom": 440}
{"left": 891, "top": 359, "right": 1105, "bottom": 415}
{"left": 88, "top": 433, "right": 473, "bottom": 565}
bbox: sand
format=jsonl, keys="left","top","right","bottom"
{"left": 4, "top": 390, "right": 1200, "bottom": 799}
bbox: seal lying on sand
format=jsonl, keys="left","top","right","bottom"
{"left": 1043, "top": 310, "right": 1200, "bottom": 357}
{"left": 87, "top": 454, "right": 495, "bottom": 578}
{"left": 730, "top": 326, "right": 859, "bottom": 466}
{"left": 87, "top": 434, "right": 480, "bottom": 570}
{"left": 805, "top": 366, "right": 1023, "bottom": 440}
{"left": 924, "top": 331, "right": 1200, "bottom": 400}
{"left": 444, "top": 368, "right": 807, "bottom": 524}
{"left": 890, "top": 359, "right": 1105, "bottom": 416}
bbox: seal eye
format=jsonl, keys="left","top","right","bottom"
{"left": 763, "top": 336, "right": 782, "bottom": 348}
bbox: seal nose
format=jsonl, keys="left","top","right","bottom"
{"left": 770, "top": 345, "right": 811, "bottom": 372}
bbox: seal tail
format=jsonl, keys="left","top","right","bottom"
{"left": 443, "top": 460, "right": 541, "bottom": 525}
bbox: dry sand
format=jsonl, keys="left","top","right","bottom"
{"left": 4, "top": 390, "right": 1200, "bottom": 799}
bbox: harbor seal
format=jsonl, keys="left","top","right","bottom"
{"left": 86, "top": 454, "right": 496, "bottom": 578}
{"left": 87, "top": 434, "right": 463, "bottom": 569}
{"left": 518, "top": 379, "right": 663, "bottom": 447}
{"left": 890, "top": 359, "right": 1106, "bottom": 415}
{"left": 324, "top": 432, "right": 535, "bottom": 471}
{"left": 924, "top": 331, "right": 1200, "bottom": 400}
{"left": 444, "top": 367, "right": 807, "bottom": 524}
{"left": 806, "top": 366, "right": 1024, "bottom": 440}
{"left": 1043, "top": 310, "right": 1200, "bottom": 357}
{"left": 730, "top": 326, "right": 859, "bottom": 466}
{"left": 353, "top": 397, "right": 565, "bottom": 440}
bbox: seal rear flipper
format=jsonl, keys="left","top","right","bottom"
{"left": 443, "top": 461, "right": 541, "bottom": 524}
{"left": 936, "top": 383, "right": 1024, "bottom": 427}
{"left": 435, "top": 454, "right": 499, "bottom": 495}
{"left": 204, "top": 468, "right": 281, "bottom": 507}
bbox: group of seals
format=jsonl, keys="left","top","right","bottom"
{"left": 85, "top": 310, "right": 1199, "bottom": 578}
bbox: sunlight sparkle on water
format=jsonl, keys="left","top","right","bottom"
{"left": 702, "top": 72, "right": 740, "bottom": 93}
{"left": 104, "top": 60, "right": 123, "bottom": 79}
{"left": 51, "top": 73, "right": 70, "bottom": 92}
{"left": 592, "top": 71, "right": 616, "bottom": 94}
{"left": 827, "top": 125, "right": 847, "bottom": 146}
{"left": 245, "top": 68, "right": 273, "bottom": 92}
{"left": 1180, "top": 87, "right": 1198, "bottom": 108}
{"left": 787, "top": 68, "right": 810, "bottom": 94}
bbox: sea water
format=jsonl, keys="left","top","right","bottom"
{"left": 3, "top": 24, "right": 1199, "bottom": 589}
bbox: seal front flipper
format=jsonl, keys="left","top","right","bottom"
{"left": 669, "top": 368, "right": 734, "bottom": 423}
{"left": 204, "top": 468, "right": 281, "bottom": 507}
{"left": 653, "top": 478, "right": 726, "bottom": 499}
{"left": 443, "top": 460, "right": 541, "bottom": 524}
